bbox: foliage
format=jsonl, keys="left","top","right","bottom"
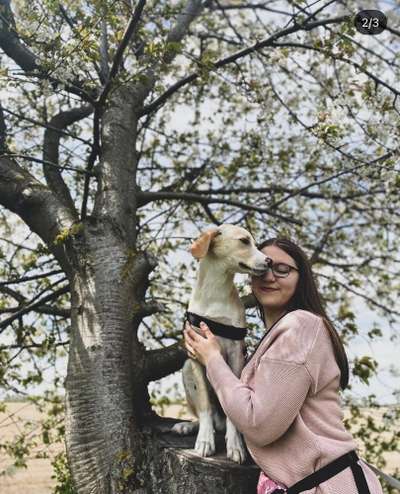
{"left": 343, "top": 399, "right": 400, "bottom": 494}
{"left": 51, "top": 451, "right": 77, "bottom": 494}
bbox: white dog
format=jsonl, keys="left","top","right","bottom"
{"left": 172, "top": 224, "right": 269, "bottom": 463}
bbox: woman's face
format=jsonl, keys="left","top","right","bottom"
{"left": 251, "top": 245, "right": 299, "bottom": 312}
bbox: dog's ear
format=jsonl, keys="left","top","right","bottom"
{"left": 190, "top": 229, "right": 220, "bottom": 259}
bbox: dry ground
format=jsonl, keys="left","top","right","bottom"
{"left": 0, "top": 402, "right": 398, "bottom": 494}
{"left": 0, "top": 402, "right": 63, "bottom": 494}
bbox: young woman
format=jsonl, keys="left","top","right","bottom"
{"left": 184, "top": 238, "right": 383, "bottom": 494}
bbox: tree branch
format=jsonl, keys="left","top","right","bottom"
{"left": 183, "top": 185, "right": 386, "bottom": 201}
{"left": 196, "top": 31, "right": 241, "bottom": 47}
{"left": 82, "top": 2, "right": 147, "bottom": 222}
{"left": 80, "top": 107, "right": 100, "bottom": 220}
{"left": 0, "top": 0, "right": 95, "bottom": 102}
{"left": 0, "top": 236, "right": 37, "bottom": 252}
{"left": 1, "top": 106, "right": 92, "bottom": 145}
{"left": 0, "top": 284, "right": 70, "bottom": 331}
{"left": 213, "top": 0, "right": 244, "bottom": 43}
{"left": 3, "top": 153, "right": 94, "bottom": 175}
{"left": 43, "top": 105, "right": 93, "bottom": 213}
{"left": 27, "top": 304, "right": 70, "bottom": 318}
{"left": 0, "top": 154, "right": 77, "bottom": 272}
{"left": 316, "top": 272, "right": 400, "bottom": 318}
{"left": 140, "top": 14, "right": 350, "bottom": 116}
{"left": 0, "top": 269, "right": 63, "bottom": 286}
{"left": 58, "top": 4, "right": 75, "bottom": 31}
{"left": 144, "top": 342, "right": 187, "bottom": 382}
{"left": 163, "top": 0, "right": 208, "bottom": 65}
{"left": 0, "top": 102, "right": 6, "bottom": 152}
{"left": 97, "top": 0, "right": 147, "bottom": 108}
{"left": 201, "top": 203, "right": 222, "bottom": 225}
{"left": 0, "top": 285, "right": 24, "bottom": 303}
{"left": 133, "top": 300, "right": 166, "bottom": 319}
{"left": 0, "top": 303, "right": 70, "bottom": 318}
{"left": 99, "top": 17, "right": 110, "bottom": 83}
{"left": 136, "top": 190, "right": 302, "bottom": 225}
{"left": 267, "top": 153, "right": 395, "bottom": 210}
{"left": 160, "top": 162, "right": 209, "bottom": 193}
{"left": 131, "top": 252, "right": 158, "bottom": 308}
{"left": 133, "top": 0, "right": 207, "bottom": 108}
{"left": 0, "top": 340, "right": 69, "bottom": 351}
{"left": 209, "top": 2, "right": 291, "bottom": 16}
{"left": 316, "top": 254, "right": 397, "bottom": 270}
{"left": 0, "top": 0, "right": 37, "bottom": 71}
{"left": 269, "top": 41, "right": 400, "bottom": 98}
{"left": 386, "top": 25, "right": 400, "bottom": 38}
{"left": 309, "top": 209, "right": 348, "bottom": 264}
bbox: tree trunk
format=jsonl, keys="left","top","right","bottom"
{"left": 64, "top": 83, "right": 148, "bottom": 494}
{"left": 65, "top": 219, "right": 147, "bottom": 494}
{"left": 140, "top": 416, "right": 260, "bottom": 493}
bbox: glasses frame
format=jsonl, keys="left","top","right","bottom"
{"left": 255, "top": 257, "right": 299, "bottom": 279}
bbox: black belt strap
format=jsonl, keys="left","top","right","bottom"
{"left": 186, "top": 311, "right": 247, "bottom": 341}
{"left": 351, "top": 461, "right": 372, "bottom": 494}
{"left": 283, "top": 450, "right": 371, "bottom": 494}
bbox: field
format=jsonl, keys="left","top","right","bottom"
{"left": 0, "top": 402, "right": 63, "bottom": 494}
{"left": 0, "top": 402, "right": 398, "bottom": 494}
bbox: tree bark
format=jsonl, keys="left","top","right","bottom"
{"left": 140, "top": 417, "right": 260, "bottom": 493}
{"left": 65, "top": 220, "right": 145, "bottom": 493}
{"left": 65, "top": 83, "right": 147, "bottom": 494}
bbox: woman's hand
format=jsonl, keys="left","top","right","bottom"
{"left": 184, "top": 321, "right": 222, "bottom": 366}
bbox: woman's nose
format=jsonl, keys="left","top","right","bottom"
{"left": 265, "top": 267, "right": 276, "bottom": 280}
{"left": 257, "top": 265, "right": 275, "bottom": 281}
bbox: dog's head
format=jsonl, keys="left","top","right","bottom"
{"left": 190, "top": 224, "right": 269, "bottom": 276}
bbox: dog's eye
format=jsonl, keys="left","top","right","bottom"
{"left": 239, "top": 238, "right": 251, "bottom": 245}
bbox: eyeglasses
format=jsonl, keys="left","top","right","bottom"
{"left": 254, "top": 257, "right": 299, "bottom": 279}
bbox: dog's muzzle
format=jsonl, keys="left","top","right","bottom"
{"left": 238, "top": 262, "right": 268, "bottom": 277}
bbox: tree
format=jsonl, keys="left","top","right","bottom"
{"left": 1, "top": 0, "right": 399, "bottom": 493}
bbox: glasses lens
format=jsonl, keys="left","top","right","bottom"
{"left": 273, "top": 263, "right": 290, "bottom": 277}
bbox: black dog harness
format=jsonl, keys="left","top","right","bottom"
{"left": 186, "top": 311, "right": 247, "bottom": 340}
{"left": 272, "top": 450, "right": 371, "bottom": 493}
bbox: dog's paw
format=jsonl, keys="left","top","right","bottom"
{"left": 171, "top": 421, "right": 198, "bottom": 435}
{"left": 226, "top": 433, "right": 247, "bottom": 464}
{"left": 195, "top": 436, "right": 216, "bottom": 457}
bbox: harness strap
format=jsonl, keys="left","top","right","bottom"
{"left": 185, "top": 311, "right": 247, "bottom": 340}
{"left": 351, "top": 461, "right": 372, "bottom": 493}
{"left": 283, "top": 450, "right": 371, "bottom": 494}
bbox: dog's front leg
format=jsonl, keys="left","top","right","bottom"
{"left": 225, "top": 417, "right": 247, "bottom": 464}
{"left": 225, "top": 341, "right": 247, "bottom": 464}
{"left": 181, "top": 359, "right": 216, "bottom": 457}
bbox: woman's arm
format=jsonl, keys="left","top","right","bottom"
{"left": 205, "top": 353, "right": 312, "bottom": 447}
{"left": 185, "top": 311, "right": 322, "bottom": 447}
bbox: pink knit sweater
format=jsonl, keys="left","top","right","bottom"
{"left": 205, "top": 309, "right": 383, "bottom": 494}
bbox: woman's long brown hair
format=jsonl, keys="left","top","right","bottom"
{"left": 255, "top": 238, "right": 349, "bottom": 390}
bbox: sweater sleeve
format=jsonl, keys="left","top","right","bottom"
{"left": 206, "top": 353, "right": 312, "bottom": 447}
{"left": 205, "top": 311, "right": 322, "bottom": 447}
